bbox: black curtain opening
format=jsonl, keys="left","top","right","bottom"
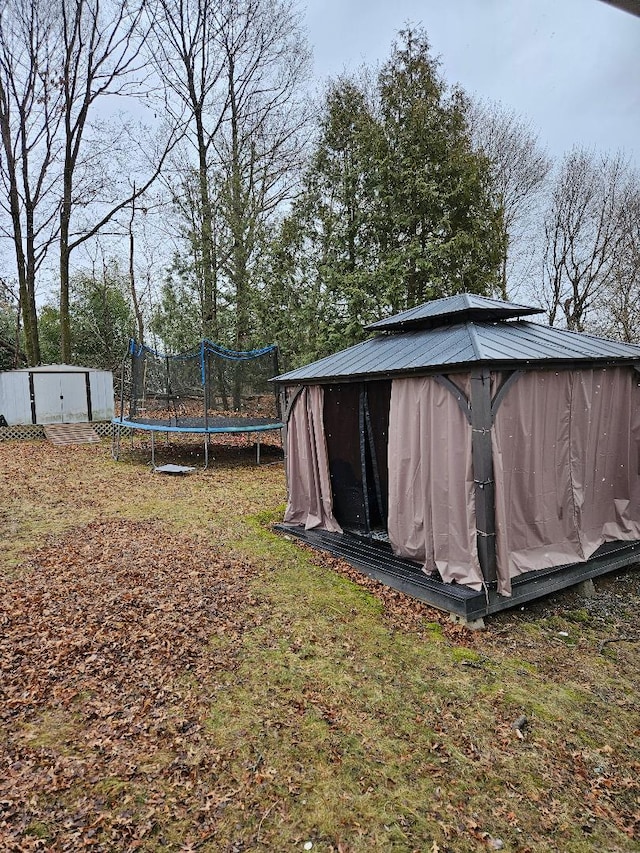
{"left": 323, "top": 381, "right": 391, "bottom": 534}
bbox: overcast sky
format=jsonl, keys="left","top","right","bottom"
{"left": 304, "top": 0, "right": 640, "bottom": 165}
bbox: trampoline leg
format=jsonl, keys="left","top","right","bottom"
{"left": 256, "top": 435, "right": 261, "bottom": 465}
{"left": 111, "top": 424, "right": 121, "bottom": 461}
{"left": 204, "top": 438, "right": 209, "bottom": 471}
{"left": 151, "top": 431, "right": 156, "bottom": 468}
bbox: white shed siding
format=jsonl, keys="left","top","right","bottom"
{"left": 0, "top": 366, "right": 114, "bottom": 424}
{"left": 89, "top": 371, "right": 114, "bottom": 420}
{"left": 0, "top": 371, "right": 32, "bottom": 424}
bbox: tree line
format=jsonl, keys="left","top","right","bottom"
{"left": 0, "top": 3, "right": 638, "bottom": 373}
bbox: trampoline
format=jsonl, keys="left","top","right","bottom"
{"left": 112, "top": 339, "right": 284, "bottom": 469}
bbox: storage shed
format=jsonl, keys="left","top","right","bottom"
{"left": 0, "top": 365, "right": 114, "bottom": 425}
{"left": 274, "top": 294, "right": 640, "bottom": 621}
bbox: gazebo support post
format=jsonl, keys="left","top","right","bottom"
{"left": 470, "top": 368, "right": 497, "bottom": 584}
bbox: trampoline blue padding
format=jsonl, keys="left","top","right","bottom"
{"left": 112, "top": 416, "right": 283, "bottom": 434}
{"left": 111, "top": 416, "right": 283, "bottom": 468}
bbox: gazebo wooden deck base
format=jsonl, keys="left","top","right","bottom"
{"left": 275, "top": 525, "right": 640, "bottom": 625}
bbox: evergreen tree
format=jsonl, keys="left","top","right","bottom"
{"left": 39, "top": 264, "right": 135, "bottom": 371}
{"left": 0, "top": 281, "right": 23, "bottom": 369}
{"left": 264, "top": 28, "right": 504, "bottom": 362}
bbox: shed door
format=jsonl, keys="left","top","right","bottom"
{"left": 33, "top": 373, "right": 89, "bottom": 423}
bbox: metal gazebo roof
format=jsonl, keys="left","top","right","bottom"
{"left": 274, "top": 295, "right": 640, "bottom": 384}
{"left": 364, "top": 293, "right": 544, "bottom": 331}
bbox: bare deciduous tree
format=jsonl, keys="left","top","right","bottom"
{"left": 215, "top": 0, "right": 311, "bottom": 348}
{"left": 146, "top": 0, "right": 228, "bottom": 339}
{"left": 148, "top": 0, "right": 310, "bottom": 346}
{"left": 1, "top": 0, "right": 179, "bottom": 364}
{"left": 593, "top": 185, "right": 640, "bottom": 341}
{"left": 57, "top": 0, "right": 178, "bottom": 362}
{"left": 543, "top": 149, "right": 630, "bottom": 331}
{"left": 470, "top": 100, "right": 551, "bottom": 300}
{"left": 0, "top": 0, "right": 63, "bottom": 364}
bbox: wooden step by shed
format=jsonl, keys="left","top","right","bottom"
{"left": 44, "top": 423, "right": 101, "bottom": 446}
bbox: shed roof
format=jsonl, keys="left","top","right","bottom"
{"left": 4, "top": 364, "right": 107, "bottom": 374}
{"left": 275, "top": 297, "right": 640, "bottom": 384}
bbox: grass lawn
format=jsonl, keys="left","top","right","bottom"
{"left": 1, "top": 437, "right": 639, "bottom": 852}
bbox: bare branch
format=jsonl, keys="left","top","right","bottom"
{"left": 543, "top": 149, "right": 631, "bottom": 331}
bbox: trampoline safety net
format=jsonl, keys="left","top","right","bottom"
{"left": 120, "top": 340, "right": 281, "bottom": 423}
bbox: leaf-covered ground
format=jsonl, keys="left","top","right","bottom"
{"left": 0, "top": 438, "right": 639, "bottom": 852}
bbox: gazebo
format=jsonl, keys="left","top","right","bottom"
{"left": 273, "top": 294, "right": 640, "bottom": 623}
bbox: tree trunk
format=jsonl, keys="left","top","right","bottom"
{"left": 500, "top": 226, "right": 509, "bottom": 301}
{"left": 10, "top": 203, "right": 39, "bottom": 365}
{"left": 14, "top": 297, "right": 24, "bottom": 367}
{"left": 195, "top": 112, "right": 218, "bottom": 341}
{"left": 60, "top": 204, "right": 72, "bottom": 362}
{"left": 22, "top": 164, "right": 41, "bottom": 364}
{"left": 228, "top": 60, "right": 250, "bottom": 353}
{"left": 129, "top": 195, "right": 144, "bottom": 343}
{"left": 0, "top": 100, "right": 40, "bottom": 364}
{"left": 59, "top": 91, "right": 75, "bottom": 364}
